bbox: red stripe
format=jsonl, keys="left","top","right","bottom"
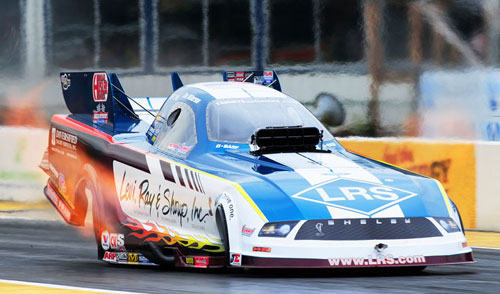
{"left": 52, "top": 114, "right": 115, "bottom": 143}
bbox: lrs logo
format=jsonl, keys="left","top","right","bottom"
{"left": 292, "top": 179, "right": 418, "bottom": 215}
{"left": 317, "top": 186, "right": 401, "bottom": 201}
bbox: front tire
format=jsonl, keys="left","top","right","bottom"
{"left": 216, "top": 206, "right": 230, "bottom": 266}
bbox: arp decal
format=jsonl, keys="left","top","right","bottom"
{"left": 292, "top": 178, "right": 418, "bottom": 217}
{"left": 103, "top": 251, "right": 117, "bottom": 262}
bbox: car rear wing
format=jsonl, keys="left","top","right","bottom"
{"left": 59, "top": 72, "right": 165, "bottom": 133}
{"left": 223, "top": 70, "right": 282, "bottom": 91}
{"left": 170, "top": 70, "right": 282, "bottom": 92}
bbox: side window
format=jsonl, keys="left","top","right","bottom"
{"left": 154, "top": 102, "right": 197, "bottom": 158}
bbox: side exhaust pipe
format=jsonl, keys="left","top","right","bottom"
{"left": 140, "top": 241, "right": 176, "bottom": 266}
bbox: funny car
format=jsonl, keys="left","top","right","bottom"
{"left": 40, "top": 70, "right": 474, "bottom": 269}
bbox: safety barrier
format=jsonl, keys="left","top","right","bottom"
{"left": 0, "top": 127, "right": 498, "bottom": 231}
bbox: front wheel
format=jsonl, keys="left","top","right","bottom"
{"left": 216, "top": 206, "right": 230, "bottom": 266}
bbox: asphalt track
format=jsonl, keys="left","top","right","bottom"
{"left": 0, "top": 218, "right": 498, "bottom": 294}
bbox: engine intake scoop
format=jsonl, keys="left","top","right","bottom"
{"left": 250, "top": 126, "right": 327, "bottom": 155}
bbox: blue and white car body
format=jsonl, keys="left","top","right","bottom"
{"left": 41, "top": 70, "right": 473, "bottom": 269}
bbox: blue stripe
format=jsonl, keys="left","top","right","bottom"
{"left": 146, "top": 97, "right": 154, "bottom": 110}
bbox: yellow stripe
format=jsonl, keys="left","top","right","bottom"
{"left": 232, "top": 183, "right": 268, "bottom": 222}
{"left": 465, "top": 231, "right": 500, "bottom": 249}
{"left": 435, "top": 180, "right": 454, "bottom": 217}
{"left": 0, "top": 282, "right": 108, "bottom": 294}
{"left": 0, "top": 201, "right": 51, "bottom": 211}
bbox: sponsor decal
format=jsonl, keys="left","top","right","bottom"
{"left": 103, "top": 251, "right": 117, "bottom": 262}
{"left": 226, "top": 72, "right": 235, "bottom": 81}
{"left": 117, "top": 252, "right": 128, "bottom": 263}
{"left": 48, "top": 163, "right": 59, "bottom": 178}
{"left": 58, "top": 173, "right": 67, "bottom": 194}
{"left": 52, "top": 128, "right": 77, "bottom": 151}
{"left": 263, "top": 71, "right": 273, "bottom": 83}
{"left": 138, "top": 254, "right": 152, "bottom": 264}
{"left": 60, "top": 73, "right": 71, "bottom": 90}
{"left": 315, "top": 223, "right": 324, "bottom": 237}
{"left": 93, "top": 103, "right": 108, "bottom": 124}
{"left": 128, "top": 253, "right": 139, "bottom": 264}
{"left": 235, "top": 71, "right": 245, "bottom": 82}
{"left": 182, "top": 93, "right": 201, "bottom": 104}
{"left": 328, "top": 254, "right": 426, "bottom": 267}
{"left": 230, "top": 253, "right": 241, "bottom": 266}
{"left": 186, "top": 257, "right": 194, "bottom": 265}
{"left": 252, "top": 247, "right": 271, "bottom": 252}
{"left": 114, "top": 160, "right": 212, "bottom": 228}
{"left": 215, "top": 143, "right": 239, "bottom": 149}
{"left": 167, "top": 143, "right": 192, "bottom": 154}
{"left": 292, "top": 178, "right": 418, "bottom": 217}
{"left": 254, "top": 76, "right": 264, "bottom": 84}
{"left": 241, "top": 225, "right": 255, "bottom": 237}
{"left": 101, "top": 231, "right": 124, "bottom": 251}
{"left": 46, "top": 184, "right": 71, "bottom": 221}
{"left": 215, "top": 193, "right": 234, "bottom": 220}
{"left": 51, "top": 128, "right": 56, "bottom": 146}
{"left": 194, "top": 256, "right": 209, "bottom": 267}
{"left": 92, "top": 72, "right": 108, "bottom": 102}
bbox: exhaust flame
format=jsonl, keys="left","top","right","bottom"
{"left": 2, "top": 82, "right": 49, "bottom": 128}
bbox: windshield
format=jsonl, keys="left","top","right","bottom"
{"left": 207, "top": 97, "right": 334, "bottom": 143}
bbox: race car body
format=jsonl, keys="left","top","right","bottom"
{"left": 40, "top": 70, "right": 474, "bottom": 269}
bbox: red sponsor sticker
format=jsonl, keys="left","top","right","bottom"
{"left": 194, "top": 256, "right": 209, "bottom": 268}
{"left": 46, "top": 185, "right": 71, "bottom": 220}
{"left": 92, "top": 73, "right": 108, "bottom": 102}
{"left": 103, "top": 251, "right": 117, "bottom": 262}
{"left": 241, "top": 225, "right": 255, "bottom": 236}
{"left": 235, "top": 71, "right": 245, "bottom": 82}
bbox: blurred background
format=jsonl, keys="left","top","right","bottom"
{"left": 0, "top": 0, "right": 499, "bottom": 140}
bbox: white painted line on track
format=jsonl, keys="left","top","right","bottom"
{"left": 0, "top": 279, "right": 146, "bottom": 294}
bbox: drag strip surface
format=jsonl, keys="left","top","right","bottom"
{"left": 0, "top": 219, "right": 498, "bottom": 294}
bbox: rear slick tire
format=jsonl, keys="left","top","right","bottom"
{"left": 84, "top": 180, "right": 104, "bottom": 259}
